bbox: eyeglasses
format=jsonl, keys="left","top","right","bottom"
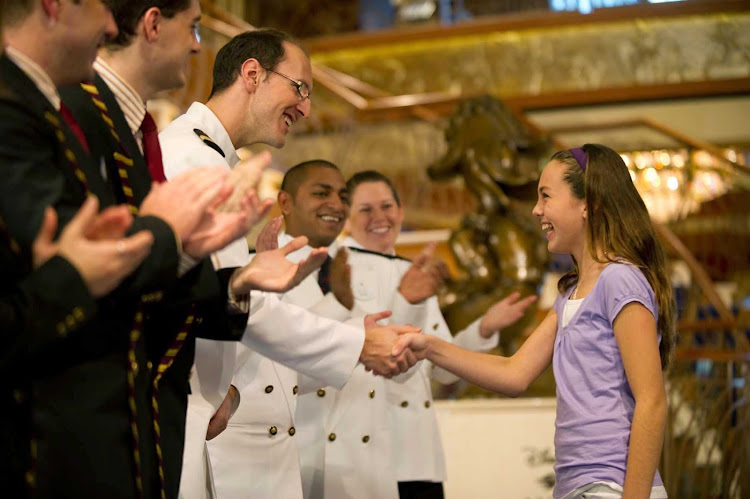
{"left": 262, "top": 67, "right": 311, "bottom": 102}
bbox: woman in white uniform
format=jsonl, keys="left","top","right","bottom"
{"left": 343, "top": 171, "right": 537, "bottom": 499}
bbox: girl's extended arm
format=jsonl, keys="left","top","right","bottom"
{"left": 393, "top": 309, "right": 558, "bottom": 397}
{"left": 614, "top": 302, "right": 667, "bottom": 499}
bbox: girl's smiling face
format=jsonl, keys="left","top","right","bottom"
{"left": 532, "top": 159, "right": 587, "bottom": 257}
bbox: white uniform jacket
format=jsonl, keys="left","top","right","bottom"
{"left": 295, "top": 243, "right": 428, "bottom": 499}
{"left": 159, "top": 103, "right": 365, "bottom": 498}
{"left": 341, "top": 237, "right": 499, "bottom": 484}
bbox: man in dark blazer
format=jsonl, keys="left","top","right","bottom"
{"left": 0, "top": 1, "right": 260, "bottom": 497}
{"left": 57, "top": 1, "right": 310, "bottom": 497}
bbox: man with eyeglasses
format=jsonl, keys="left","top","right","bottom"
{"left": 55, "top": 2, "right": 307, "bottom": 498}
{"left": 159, "top": 28, "right": 422, "bottom": 498}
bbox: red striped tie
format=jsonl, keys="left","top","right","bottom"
{"left": 59, "top": 102, "right": 90, "bottom": 154}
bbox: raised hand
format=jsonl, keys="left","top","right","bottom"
{"left": 32, "top": 207, "right": 62, "bottom": 269}
{"left": 82, "top": 204, "right": 133, "bottom": 241}
{"left": 219, "top": 151, "right": 272, "bottom": 213}
{"left": 183, "top": 190, "right": 274, "bottom": 258}
{"left": 56, "top": 196, "right": 154, "bottom": 297}
{"left": 329, "top": 248, "right": 353, "bottom": 310}
{"left": 359, "top": 311, "right": 422, "bottom": 377}
{"left": 478, "top": 292, "right": 538, "bottom": 338}
{"left": 231, "top": 235, "right": 328, "bottom": 294}
{"left": 140, "top": 167, "right": 232, "bottom": 242}
{"left": 255, "top": 216, "right": 283, "bottom": 253}
{"left": 397, "top": 242, "right": 448, "bottom": 304}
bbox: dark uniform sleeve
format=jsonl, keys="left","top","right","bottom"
{"left": 0, "top": 256, "right": 97, "bottom": 373}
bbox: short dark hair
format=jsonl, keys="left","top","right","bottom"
{"left": 281, "top": 160, "right": 340, "bottom": 198}
{"left": 2, "top": 0, "right": 45, "bottom": 27}
{"left": 209, "top": 28, "right": 300, "bottom": 98}
{"left": 103, "top": 0, "right": 191, "bottom": 48}
{"left": 346, "top": 170, "right": 401, "bottom": 206}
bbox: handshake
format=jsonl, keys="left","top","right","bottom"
{"left": 358, "top": 310, "right": 422, "bottom": 378}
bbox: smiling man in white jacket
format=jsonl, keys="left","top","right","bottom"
{"left": 159, "top": 29, "right": 420, "bottom": 498}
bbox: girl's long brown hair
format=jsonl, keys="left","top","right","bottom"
{"left": 553, "top": 144, "right": 676, "bottom": 369}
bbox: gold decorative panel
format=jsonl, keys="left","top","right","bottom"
{"left": 308, "top": 12, "right": 750, "bottom": 118}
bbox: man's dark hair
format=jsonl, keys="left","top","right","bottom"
{"left": 281, "top": 160, "right": 340, "bottom": 198}
{"left": 104, "top": 0, "right": 191, "bottom": 48}
{"left": 1, "top": 0, "right": 42, "bottom": 27}
{"left": 209, "top": 28, "right": 301, "bottom": 98}
{"left": 346, "top": 170, "right": 401, "bottom": 206}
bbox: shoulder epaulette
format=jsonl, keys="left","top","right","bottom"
{"left": 193, "top": 128, "right": 225, "bottom": 157}
{"left": 347, "top": 246, "right": 411, "bottom": 263}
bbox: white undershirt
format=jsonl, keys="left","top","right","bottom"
{"left": 562, "top": 298, "right": 584, "bottom": 327}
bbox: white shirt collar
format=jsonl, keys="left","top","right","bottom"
{"left": 5, "top": 46, "right": 60, "bottom": 111}
{"left": 184, "top": 102, "right": 241, "bottom": 168}
{"left": 94, "top": 56, "right": 145, "bottom": 137}
{"left": 340, "top": 236, "right": 396, "bottom": 256}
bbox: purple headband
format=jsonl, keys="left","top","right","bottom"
{"left": 569, "top": 147, "right": 588, "bottom": 172}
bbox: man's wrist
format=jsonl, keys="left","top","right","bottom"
{"left": 228, "top": 269, "right": 250, "bottom": 313}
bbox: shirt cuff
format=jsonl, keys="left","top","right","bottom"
{"left": 227, "top": 271, "right": 250, "bottom": 314}
{"left": 177, "top": 252, "right": 199, "bottom": 277}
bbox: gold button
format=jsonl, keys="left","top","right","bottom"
{"left": 147, "top": 361, "right": 153, "bottom": 371}
{"left": 432, "top": 323, "right": 439, "bottom": 330}
{"left": 131, "top": 361, "right": 138, "bottom": 375}
{"left": 317, "top": 389, "right": 326, "bottom": 397}
{"left": 401, "top": 401, "right": 408, "bottom": 408}
{"left": 328, "top": 433, "right": 336, "bottom": 441}
{"left": 362, "top": 435, "right": 370, "bottom": 443}
{"left": 56, "top": 323, "right": 67, "bottom": 337}
{"left": 72, "top": 307, "right": 84, "bottom": 320}
{"left": 288, "top": 427, "right": 296, "bottom": 436}
{"left": 269, "top": 426, "right": 278, "bottom": 436}
{"left": 424, "top": 401, "right": 431, "bottom": 408}
{"left": 293, "top": 386, "right": 299, "bottom": 395}
{"left": 265, "top": 385, "right": 274, "bottom": 394}
{"left": 369, "top": 390, "right": 375, "bottom": 399}
{"left": 65, "top": 315, "right": 75, "bottom": 327}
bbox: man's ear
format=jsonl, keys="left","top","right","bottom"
{"left": 41, "top": 0, "right": 61, "bottom": 24}
{"left": 140, "top": 7, "right": 162, "bottom": 42}
{"left": 278, "top": 190, "right": 293, "bottom": 215}
{"left": 240, "top": 58, "right": 263, "bottom": 93}
{"left": 582, "top": 205, "right": 588, "bottom": 220}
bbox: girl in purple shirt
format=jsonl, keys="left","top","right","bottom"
{"left": 395, "top": 144, "right": 677, "bottom": 498}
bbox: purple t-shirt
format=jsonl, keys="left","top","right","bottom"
{"left": 551, "top": 263, "right": 663, "bottom": 498}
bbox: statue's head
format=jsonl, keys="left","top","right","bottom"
{"left": 428, "top": 95, "right": 547, "bottom": 187}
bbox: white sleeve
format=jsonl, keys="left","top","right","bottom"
{"left": 243, "top": 290, "right": 364, "bottom": 390}
{"left": 307, "top": 292, "right": 352, "bottom": 322}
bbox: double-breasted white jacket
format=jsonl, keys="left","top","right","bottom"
{"left": 341, "top": 237, "right": 499, "bottom": 484}
{"left": 295, "top": 241, "right": 434, "bottom": 499}
{"left": 160, "top": 103, "right": 365, "bottom": 498}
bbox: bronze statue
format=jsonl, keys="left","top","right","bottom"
{"left": 428, "top": 95, "right": 550, "bottom": 354}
